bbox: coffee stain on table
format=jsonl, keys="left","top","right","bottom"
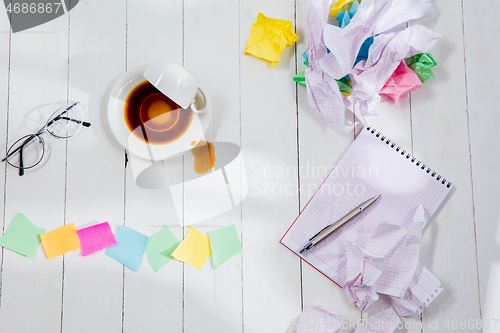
{"left": 191, "top": 140, "right": 216, "bottom": 174}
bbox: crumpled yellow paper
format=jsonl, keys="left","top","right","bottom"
{"left": 330, "top": 0, "right": 359, "bottom": 17}
{"left": 244, "top": 13, "right": 299, "bottom": 68}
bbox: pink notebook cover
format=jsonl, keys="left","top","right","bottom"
{"left": 280, "top": 126, "right": 452, "bottom": 295}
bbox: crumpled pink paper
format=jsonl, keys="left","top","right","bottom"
{"left": 350, "top": 25, "right": 440, "bottom": 115}
{"left": 321, "top": 0, "right": 435, "bottom": 80}
{"left": 342, "top": 243, "right": 382, "bottom": 312}
{"left": 304, "top": 0, "right": 350, "bottom": 130}
{"left": 354, "top": 307, "right": 401, "bottom": 333}
{"left": 379, "top": 61, "right": 423, "bottom": 103}
{"left": 296, "top": 305, "right": 344, "bottom": 333}
{"left": 342, "top": 205, "right": 426, "bottom": 312}
{"left": 305, "top": 0, "right": 439, "bottom": 126}
{"left": 390, "top": 262, "right": 444, "bottom": 317}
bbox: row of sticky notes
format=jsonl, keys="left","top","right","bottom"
{"left": 0, "top": 213, "right": 242, "bottom": 272}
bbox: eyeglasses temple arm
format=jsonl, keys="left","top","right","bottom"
{"left": 18, "top": 144, "right": 24, "bottom": 176}
{"left": 59, "top": 117, "right": 91, "bottom": 127}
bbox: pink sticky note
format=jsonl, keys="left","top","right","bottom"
{"left": 379, "top": 61, "right": 423, "bottom": 103}
{"left": 76, "top": 222, "right": 117, "bottom": 256}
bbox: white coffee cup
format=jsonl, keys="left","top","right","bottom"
{"left": 143, "top": 58, "right": 207, "bottom": 114}
{"left": 107, "top": 62, "right": 210, "bottom": 161}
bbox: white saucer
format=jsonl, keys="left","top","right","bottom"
{"left": 107, "top": 63, "right": 211, "bottom": 160}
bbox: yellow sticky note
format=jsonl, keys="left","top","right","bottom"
{"left": 40, "top": 223, "right": 81, "bottom": 259}
{"left": 244, "top": 13, "right": 299, "bottom": 68}
{"left": 330, "top": 0, "right": 358, "bottom": 17}
{"left": 172, "top": 226, "right": 211, "bottom": 270}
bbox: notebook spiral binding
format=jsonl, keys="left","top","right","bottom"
{"left": 366, "top": 127, "right": 452, "bottom": 188}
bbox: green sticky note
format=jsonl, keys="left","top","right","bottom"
{"left": 336, "top": 77, "right": 353, "bottom": 93}
{"left": 145, "top": 225, "right": 179, "bottom": 272}
{"left": 407, "top": 53, "right": 437, "bottom": 83}
{"left": 0, "top": 213, "right": 46, "bottom": 257}
{"left": 293, "top": 70, "right": 307, "bottom": 86}
{"left": 208, "top": 225, "right": 242, "bottom": 270}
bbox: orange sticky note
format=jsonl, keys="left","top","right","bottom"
{"left": 40, "top": 223, "right": 81, "bottom": 259}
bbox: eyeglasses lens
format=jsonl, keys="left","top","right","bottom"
{"left": 6, "top": 135, "right": 44, "bottom": 170}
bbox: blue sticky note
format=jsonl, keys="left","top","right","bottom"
{"left": 337, "top": 10, "right": 353, "bottom": 28}
{"left": 354, "top": 36, "right": 375, "bottom": 66}
{"left": 340, "top": 10, "right": 351, "bottom": 28}
{"left": 302, "top": 50, "right": 308, "bottom": 63}
{"left": 359, "top": 36, "right": 374, "bottom": 58}
{"left": 105, "top": 226, "right": 148, "bottom": 271}
{"left": 336, "top": 11, "right": 345, "bottom": 25}
{"left": 349, "top": 1, "right": 359, "bottom": 17}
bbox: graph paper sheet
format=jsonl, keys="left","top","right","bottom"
{"left": 280, "top": 126, "right": 451, "bottom": 312}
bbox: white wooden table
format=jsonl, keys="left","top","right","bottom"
{"left": 0, "top": 0, "right": 497, "bottom": 332}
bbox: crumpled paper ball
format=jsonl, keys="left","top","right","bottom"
{"left": 379, "top": 61, "right": 423, "bottom": 103}
{"left": 244, "top": 13, "right": 299, "bottom": 68}
{"left": 407, "top": 52, "right": 437, "bottom": 82}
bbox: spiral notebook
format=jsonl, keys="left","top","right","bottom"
{"left": 280, "top": 126, "right": 452, "bottom": 314}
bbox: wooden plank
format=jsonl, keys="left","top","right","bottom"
{"left": 183, "top": 0, "right": 243, "bottom": 332}
{"left": 296, "top": 0, "right": 418, "bottom": 330}
{"left": 122, "top": 0, "right": 183, "bottom": 332}
{"left": 61, "top": 1, "right": 127, "bottom": 332}
{"left": 362, "top": 99, "right": 418, "bottom": 332}
{"left": 295, "top": 0, "right": 362, "bottom": 324}
{"left": 0, "top": 0, "right": 10, "bottom": 296}
{"left": 410, "top": 0, "right": 481, "bottom": 331}
{"left": 240, "top": 0, "right": 301, "bottom": 331}
{"left": 0, "top": 14, "right": 68, "bottom": 332}
{"left": 463, "top": 0, "right": 500, "bottom": 332}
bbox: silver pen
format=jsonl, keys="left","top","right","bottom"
{"left": 299, "top": 195, "right": 381, "bottom": 253}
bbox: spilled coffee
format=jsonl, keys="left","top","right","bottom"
{"left": 124, "top": 81, "right": 193, "bottom": 145}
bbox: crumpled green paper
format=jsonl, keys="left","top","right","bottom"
{"left": 293, "top": 70, "right": 307, "bottom": 86}
{"left": 294, "top": 70, "right": 352, "bottom": 95}
{"left": 407, "top": 53, "right": 437, "bottom": 83}
{"left": 336, "top": 77, "right": 353, "bottom": 95}
{"left": 244, "top": 13, "right": 299, "bottom": 68}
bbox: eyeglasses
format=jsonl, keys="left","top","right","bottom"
{"left": 1, "top": 102, "right": 90, "bottom": 176}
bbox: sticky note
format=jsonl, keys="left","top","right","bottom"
{"left": 0, "top": 213, "right": 45, "bottom": 257}
{"left": 330, "top": 0, "right": 359, "bottom": 17}
{"left": 172, "top": 226, "right": 211, "bottom": 270}
{"left": 145, "top": 225, "right": 179, "bottom": 272}
{"left": 354, "top": 36, "right": 375, "bottom": 66}
{"left": 244, "top": 13, "right": 299, "bottom": 68}
{"left": 302, "top": 50, "right": 308, "bottom": 66}
{"left": 337, "top": 10, "right": 351, "bottom": 28}
{"left": 208, "top": 225, "right": 242, "bottom": 270}
{"left": 40, "top": 223, "right": 81, "bottom": 259}
{"left": 293, "top": 70, "right": 306, "bottom": 86}
{"left": 407, "top": 53, "right": 437, "bottom": 83}
{"left": 105, "top": 226, "right": 148, "bottom": 271}
{"left": 336, "top": 77, "right": 353, "bottom": 95}
{"left": 349, "top": 0, "right": 360, "bottom": 16}
{"left": 76, "top": 222, "right": 117, "bottom": 256}
{"left": 380, "top": 61, "right": 423, "bottom": 103}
